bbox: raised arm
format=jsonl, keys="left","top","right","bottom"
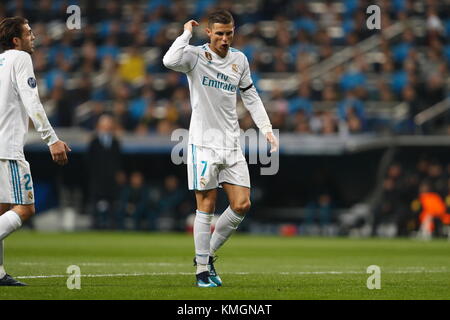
{"left": 14, "top": 52, "right": 71, "bottom": 165}
{"left": 163, "top": 20, "right": 200, "bottom": 73}
{"left": 239, "top": 56, "right": 278, "bottom": 152}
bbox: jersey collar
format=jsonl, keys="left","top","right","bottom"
{"left": 205, "top": 43, "right": 229, "bottom": 60}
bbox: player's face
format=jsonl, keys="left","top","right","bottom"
{"left": 206, "top": 22, "right": 234, "bottom": 58}
{"left": 16, "top": 24, "right": 35, "bottom": 54}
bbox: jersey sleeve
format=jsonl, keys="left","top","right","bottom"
{"left": 162, "top": 30, "right": 199, "bottom": 73}
{"left": 239, "top": 55, "right": 273, "bottom": 135}
{"left": 14, "top": 52, "right": 59, "bottom": 146}
{"left": 238, "top": 55, "right": 254, "bottom": 90}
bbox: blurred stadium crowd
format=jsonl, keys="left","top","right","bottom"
{"left": 372, "top": 156, "right": 450, "bottom": 238}
{"left": 2, "top": 0, "right": 450, "bottom": 236}
{"left": 1, "top": 0, "right": 449, "bottom": 136}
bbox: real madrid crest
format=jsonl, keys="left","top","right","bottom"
{"left": 232, "top": 64, "right": 238, "bottom": 73}
{"left": 205, "top": 51, "right": 212, "bottom": 61}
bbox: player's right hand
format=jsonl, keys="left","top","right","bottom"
{"left": 184, "top": 20, "right": 199, "bottom": 33}
{"left": 265, "top": 132, "right": 279, "bottom": 153}
{"left": 49, "top": 140, "right": 71, "bottom": 166}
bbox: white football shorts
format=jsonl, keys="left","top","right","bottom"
{"left": 187, "top": 144, "right": 250, "bottom": 191}
{"left": 0, "top": 159, "right": 34, "bottom": 205}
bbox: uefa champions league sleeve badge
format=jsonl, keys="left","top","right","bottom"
{"left": 27, "top": 77, "right": 37, "bottom": 88}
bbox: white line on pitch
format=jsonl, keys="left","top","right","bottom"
{"left": 19, "top": 262, "right": 184, "bottom": 267}
{"left": 16, "top": 269, "right": 449, "bottom": 279}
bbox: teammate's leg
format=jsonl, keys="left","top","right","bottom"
{"left": 0, "top": 203, "right": 34, "bottom": 285}
{"left": 0, "top": 203, "right": 11, "bottom": 279}
{"left": 0, "top": 159, "right": 36, "bottom": 284}
{"left": 209, "top": 183, "right": 250, "bottom": 256}
{"left": 193, "top": 189, "right": 218, "bottom": 287}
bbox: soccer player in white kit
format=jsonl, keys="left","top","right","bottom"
{"left": 163, "top": 10, "right": 278, "bottom": 287}
{"left": 0, "top": 17, "right": 71, "bottom": 286}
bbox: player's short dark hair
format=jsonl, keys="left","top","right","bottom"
{"left": 0, "top": 17, "right": 28, "bottom": 51}
{"left": 207, "top": 10, "right": 234, "bottom": 27}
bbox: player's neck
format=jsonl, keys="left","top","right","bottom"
{"left": 208, "top": 44, "right": 228, "bottom": 58}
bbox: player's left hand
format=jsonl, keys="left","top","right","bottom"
{"left": 49, "top": 140, "right": 71, "bottom": 166}
{"left": 265, "top": 132, "right": 278, "bottom": 153}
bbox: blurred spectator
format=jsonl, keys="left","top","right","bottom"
{"left": 78, "top": 101, "right": 106, "bottom": 130}
{"left": 426, "top": 161, "right": 448, "bottom": 197}
{"left": 172, "top": 87, "right": 191, "bottom": 129}
{"left": 416, "top": 181, "right": 450, "bottom": 237}
{"left": 112, "top": 100, "right": 134, "bottom": 133}
{"left": 426, "top": 7, "right": 445, "bottom": 37}
{"left": 291, "top": 110, "right": 312, "bottom": 134}
{"left": 129, "top": 86, "right": 155, "bottom": 123}
{"left": 292, "top": 2, "right": 317, "bottom": 35}
{"left": 288, "top": 84, "right": 313, "bottom": 116}
{"left": 398, "top": 85, "right": 422, "bottom": 133}
{"left": 319, "top": 0, "right": 339, "bottom": 29}
{"left": 320, "top": 111, "right": 338, "bottom": 135}
{"left": 119, "top": 46, "right": 146, "bottom": 85}
{"left": 47, "top": 84, "right": 73, "bottom": 127}
{"left": 48, "top": 31, "right": 75, "bottom": 70}
{"left": 302, "top": 168, "right": 336, "bottom": 235}
{"left": 371, "top": 163, "right": 412, "bottom": 236}
{"left": 155, "top": 175, "right": 189, "bottom": 231}
{"left": 321, "top": 84, "right": 338, "bottom": 103}
{"left": 376, "top": 81, "right": 395, "bottom": 102}
{"left": 392, "top": 29, "right": 415, "bottom": 66}
{"left": 98, "top": 34, "right": 120, "bottom": 60}
{"left": 337, "top": 90, "right": 366, "bottom": 131}
{"left": 69, "top": 74, "right": 94, "bottom": 112}
{"left": 86, "top": 114, "right": 122, "bottom": 229}
{"left": 339, "top": 60, "right": 367, "bottom": 93}
{"left": 115, "top": 171, "right": 150, "bottom": 230}
{"left": 79, "top": 40, "right": 100, "bottom": 73}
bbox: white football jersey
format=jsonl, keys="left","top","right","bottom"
{"left": 163, "top": 30, "right": 272, "bottom": 150}
{"left": 0, "top": 49, "right": 58, "bottom": 160}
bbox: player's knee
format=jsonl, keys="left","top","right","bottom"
{"left": 28, "top": 206, "right": 36, "bottom": 218}
{"left": 22, "top": 206, "right": 35, "bottom": 221}
{"left": 11, "top": 205, "right": 35, "bottom": 221}
{"left": 231, "top": 199, "right": 251, "bottom": 215}
{"left": 198, "top": 199, "right": 216, "bottom": 213}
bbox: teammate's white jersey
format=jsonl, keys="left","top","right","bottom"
{"left": 0, "top": 49, "right": 58, "bottom": 160}
{"left": 163, "top": 30, "right": 272, "bottom": 150}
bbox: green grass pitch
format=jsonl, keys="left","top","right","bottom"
{"left": 1, "top": 231, "right": 449, "bottom": 300}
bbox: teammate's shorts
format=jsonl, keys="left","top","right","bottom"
{"left": 187, "top": 144, "right": 250, "bottom": 190}
{"left": 0, "top": 159, "right": 34, "bottom": 205}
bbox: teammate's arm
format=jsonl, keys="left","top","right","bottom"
{"left": 239, "top": 57, "right": 278, "bottom": 153}
{"left": 14, "top": 52, "right": 71, "bottom": 165}
{"left": 162, "top": 20, "right": 199, "bottom": 73}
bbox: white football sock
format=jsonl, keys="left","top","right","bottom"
{"left": 193, "top": 210, "right": 213, "bottom": 272}
{"left": 196, "top": 264, "right": 209, "bottom": 274}
{"left": 210, "top": 206, "right": 244, "bottom": 256}
{"left": 0, "top": 210, "right": 22, "bottom": 241}
{"left": 0, "top": 211, "right": 22, "bottom": 279}
{"left": 0, "top": 240, "right": 5, "bottom": 278}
